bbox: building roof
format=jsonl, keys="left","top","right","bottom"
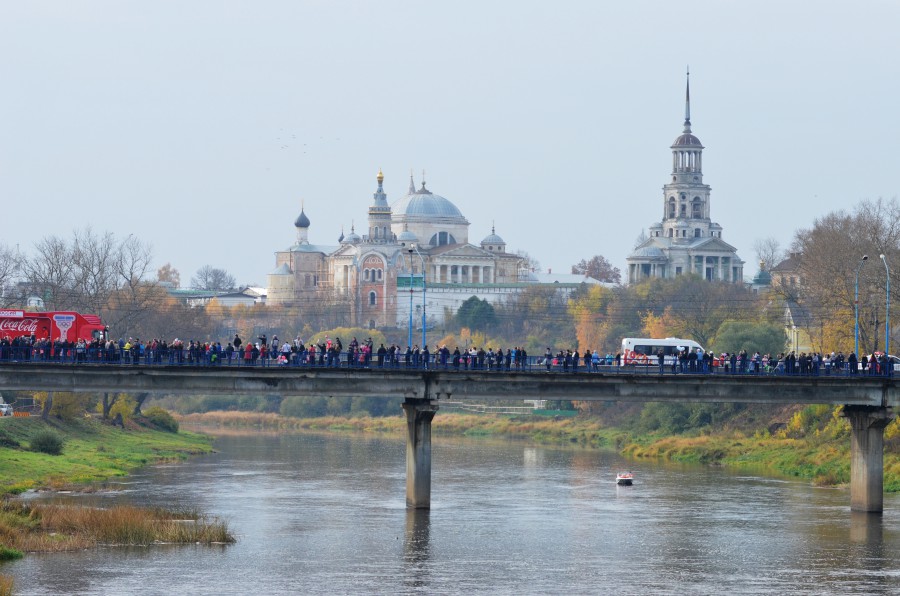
{"left": 671, "top": 133, "right": 703, "bottom": 147}
{"left": 294, "top": 208, "right": 310, "bottom": 228}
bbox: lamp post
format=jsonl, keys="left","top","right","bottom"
{"left": 881, "top": 254, "right": 890, "bottom": 355}
{"left": 855, "top": 255, "right": 868, "bottom": 358}
{"left": 409, "top": 244, "right": 426, "bottom": 349}
{"left": 407, "top": 250, "right": 414, "bottom": 351}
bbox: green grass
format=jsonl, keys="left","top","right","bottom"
{"left": 0, "top": 416, "right": 213, "bottom": 495}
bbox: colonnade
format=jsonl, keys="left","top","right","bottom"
{"left": 431, "top": 263, "right": 493, "bottom": 284}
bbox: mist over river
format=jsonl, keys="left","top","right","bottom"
{"left": 7, "top": 430, "right": 899, "bottom": 595}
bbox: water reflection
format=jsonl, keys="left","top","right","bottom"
{"left": 403, "top": 509, "right": 431, "bottom": 590}
{"left": 850, "top": 511, "right": 883, "bottom": 544}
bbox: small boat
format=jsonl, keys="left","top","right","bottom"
{"left": 616, "top": 472, "right": 634, "bottom": 486}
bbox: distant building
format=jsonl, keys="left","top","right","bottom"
{"left": 627, "top": 72, "right": 744, "bottom": 284}
{"left": 266, "top": 171, "right": 604, "bottom": 329}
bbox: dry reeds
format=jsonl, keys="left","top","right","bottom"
{"left": 0, "top": 574, "right": 14, "bottom": 596}
{"left": 0, "top": 501, "right": 234, "bottom": 553}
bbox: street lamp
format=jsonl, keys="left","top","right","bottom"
{"left": 407, "top": 250, "right": 414, "bottom": 351}
{"left": 409, "top": 244, "right": 426, "bottom": 350}
{"left": 880, "top": 254, "right": 890, "bottom": 355}
{"left": 855, "top": 255, "right": 868, "bottom": 358}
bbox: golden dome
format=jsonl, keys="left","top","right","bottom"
{"left": 376, "top": 169, "right": 384, "bottom": 184}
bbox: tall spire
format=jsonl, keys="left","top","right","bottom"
{"left": 683, "top": 67, "right": 692, "bottom": 133}
{"left": 408, "top": 169, "right": 416, "bottom": 194}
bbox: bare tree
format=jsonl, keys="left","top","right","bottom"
{"left": 572, "top": 255, "right": 621, "bottom": 284}
{"left": 191, "top": 266, "right": 237, "bottom": 291}
{"left": 753, "top": 237, "right": 786, "bottom": 271}
{"left": 20, "top": 235, "right": 75, "bottom": 309}
{"left": 0, "top": 243, "right": 21, "bottom": 307}
{"left": 515, "top": 250, "right": 541, "bottom": 274}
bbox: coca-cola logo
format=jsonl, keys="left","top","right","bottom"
{"left": 0, "top": 319, "right": 39, "bottom": 333}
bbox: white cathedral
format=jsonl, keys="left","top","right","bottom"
{"left": 626, "top": 73, "right": 744, "bottom": 283}
{"left": 266, "top": 171, "right": 599, "bottom": 329}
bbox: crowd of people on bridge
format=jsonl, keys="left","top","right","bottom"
{"left": 0, "top": 331, "right": 894, "bottom": 377}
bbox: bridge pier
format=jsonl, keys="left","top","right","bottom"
{"left": 402, "top": 398, "right": 439, "bottom": 509}
{"left": 843, "top": 406, "right": 894, "bottom": 513}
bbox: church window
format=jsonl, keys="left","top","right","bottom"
{"left": 667, "top": 229, "right": 673, "bottom": 237}
{"left": 692, "top": 197, "right": 702, "bottom": 218}
{"left": 668, "top": 197, "right": 676, "bottom": 218}
{"left": 680, "top": 204, "right": 686, "bottom": 216}
{"left": 694, "top": 228, "right": 701, "bottom": 237}
{"left": 369, "top": 291, "right": 377, "bottom": 306}
{"left": 304, "top": 274, "right": 311, "bottom": 287}
{"left": 428, "top": 232, "right": 457, "bottom": 246}
{"left": 363, "top": 269, "right": 370, "bottom": 281}
{"left": 376, "top": 269, "right": 383, "bottom": 281}
{"left": 676, "top": 267, "right": 682, "bottom": 276}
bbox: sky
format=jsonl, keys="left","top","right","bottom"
{"left": 2, "top": 1, "right": 899, "bottom": 287}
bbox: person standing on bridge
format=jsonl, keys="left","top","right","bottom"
{"left": 658, "top": 349, "right": 665, "bottom": 375}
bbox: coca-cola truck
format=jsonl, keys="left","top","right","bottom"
{"left": 0, "top": 310, "right": 107, "bottom": 343}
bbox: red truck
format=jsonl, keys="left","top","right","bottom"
{"left": 0, "top": 310, "right": 107, "bottom": 343}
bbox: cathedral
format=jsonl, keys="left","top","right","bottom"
{"left": 266, "top": 171, "right": 546, "bottom": 329}
{"left": 626, "top": 73, "right": 744, "bottom": 283}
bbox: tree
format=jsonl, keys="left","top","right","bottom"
{"left": 0, "top": 243, "right": 20, "bottom": 307}
{"left": 571, "top": 255, "right": 621, "bottom": 284}
{"left": 191, "top": 266, "right": 236, "bottom": 291}
{"left": 753, "top": 237, "right": 785, "bottom": 272}
{"left": 454, "top": 296, "right": 497, "bottom": 331}
{"left": 157, "top": 262, "right": 181, "bottom": 287}
{"left": 710, "top": 321, "right": 786, "bottom": 356}
{"left": 788, "top": 198, "right": 900, "bottom": 354}
{"left": 515, "top": 250, "right": 541, "bottom": 274}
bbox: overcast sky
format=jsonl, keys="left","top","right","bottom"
{"left": 2, "top": 1, "right": 899, "bottom": 287}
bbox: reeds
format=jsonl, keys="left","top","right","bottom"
{"left": 0, "top": 574, "right": 13, "bottom": 596}
{"left": 0, "top": 501, "right": 234, "bottom": 553}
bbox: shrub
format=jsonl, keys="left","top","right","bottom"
{"left": 144, "top": 407, "right": 179, "bottom": 433}
{"left": 0, "top": 546, "right": 23, "bottom": 561}
{"left": 30, "top": 430, "right": 64, "bottom": 455}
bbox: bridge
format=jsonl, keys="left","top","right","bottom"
{"left": 1, "top": 363, "right": 896, "bottom": 513}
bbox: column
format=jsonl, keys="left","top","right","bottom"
{"left": 402, "top": 398, "right": 439, "bottom": 509}
{"left": 843, "top": 406, "right": 894, "bottom": 512}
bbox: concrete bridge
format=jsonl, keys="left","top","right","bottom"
{"left": 0, "top": 364, "right": 896, "bottom": 512}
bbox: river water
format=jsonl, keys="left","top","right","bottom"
{"left": 5, "top": 430, "right": 900, "bottom": 595}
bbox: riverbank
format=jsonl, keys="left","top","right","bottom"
{"left": 0, "top": 416, "right": 214, "bottom": 495}
{"left": 176, "top": 409, "right": 900, "bottom": 492}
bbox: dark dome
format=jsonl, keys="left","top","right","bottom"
{"left": 294, "top": 209, "right": 310, "bottom": 228}
{"left": 672, "top": 133, "right": 703, "bottom": 148}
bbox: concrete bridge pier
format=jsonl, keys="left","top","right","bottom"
{"left": 402, "top": 398, "right": 439, "bottom": 509}
{"left": 844, "top": 406, "right": 895, "bottom": 513}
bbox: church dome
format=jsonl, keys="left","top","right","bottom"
{"left": 345, "top": 229, "right": 361, "bottom": 244}
{"left": 630, "top": 246, "right": 666, "bottom": 260}
{"left": 397, "top": 229, "right": 418, "bottom": 244}
{"left": 481, "top": 225, "right": 505, "bottom": 246}
{"left": 390, "top": 182, "right": 468, "bottom": 223}
{"left": 294, "top": 208, "right": 310, "bottom": 228}
{"left": 672, "top": 133, "right": 703, "bottom": 148}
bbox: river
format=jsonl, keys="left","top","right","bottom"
{"left": 6, "top": 429, "right": 900, "bottom": 595}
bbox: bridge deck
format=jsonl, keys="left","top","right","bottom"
{"left": 0, "top": 363, "right": 896, "bottom": 407}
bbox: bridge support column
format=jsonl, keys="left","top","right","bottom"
{"left": 843, "top": 406, "right": 894, "bottom": 513}
{"left": 402, "top": 398, "right": 439, "bottom": 509}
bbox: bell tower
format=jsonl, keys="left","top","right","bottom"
{"left": 661, "top": 70, "right": 714, "bottom": 242}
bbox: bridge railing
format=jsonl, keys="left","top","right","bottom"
{"left": 0, "top": 346, "right": 894, "bottom": 378}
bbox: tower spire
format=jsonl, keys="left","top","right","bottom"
{"left": 684, "top": 67, "right": 692, "bottom": 133}
{"left": 408, "top": 169, "right": 416, "bottom": 194}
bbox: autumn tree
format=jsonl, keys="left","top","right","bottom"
{"left": 788, "top": 198, "right": 900, "bottom": 354}
{"left": 571, "top": 255, "right": 621, "bottom": 284}
{"left": 157, "top": 262, "right": 181, "bottom": 287}
{"left": 191, "top": 266, "right": 236, "bottom": 291}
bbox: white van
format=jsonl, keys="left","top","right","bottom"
{"left": 620, "top": 337, "right": 704, "bottom": 366}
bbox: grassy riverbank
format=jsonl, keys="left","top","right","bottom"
{"left": 177, "top": 408, "right": 900, "bottom": 492}
{"left": 0, "top": 416, "right": 214, "bottom": 495}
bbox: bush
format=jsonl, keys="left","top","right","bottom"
{"left": 30, "top": 430, "right": 64, "bottom": 455}
{"left": 144, "top": 407, "right": 179, "bottom": 433}
{"left": 0, "top": 546, "right": 23, "bottom": 561}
